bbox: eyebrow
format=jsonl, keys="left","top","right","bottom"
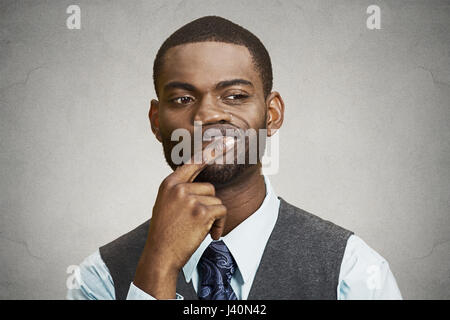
{"left": 163, "top": 78, "right": 254, "bottom": 93}
{"left": 215, "top": 79, "right": 254, "bottom": 90}
{"left": 163, "top": 81, "right": 196, "bottom": 92}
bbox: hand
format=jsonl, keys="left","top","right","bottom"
{"left": 133, "top": 137, "right": 235, "bottom": 299}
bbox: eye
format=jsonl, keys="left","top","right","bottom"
{"left": 224, "top": 94, "right": 249, "bottom": 101}
{"left": 171, "top": 96, "right": 194, "bottom": 105}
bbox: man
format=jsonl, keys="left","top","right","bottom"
{"left": 67, "top": 16, "right": 402, "bottom": 300}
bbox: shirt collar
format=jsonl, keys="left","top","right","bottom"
{"left": 182, "top": 175, "right": 280, "bottom": 284}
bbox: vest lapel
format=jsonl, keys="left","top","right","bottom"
{"left": 246, "top": 197, "right": 285, "bottom": 299}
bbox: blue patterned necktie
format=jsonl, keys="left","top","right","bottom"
{"left": 197, "top": 240, "right": 238, "bottom": 300}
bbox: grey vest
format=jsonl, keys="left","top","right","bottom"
{"left": 99, "top": 197, "right": 353, "bottom": 300}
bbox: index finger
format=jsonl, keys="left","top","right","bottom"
{"left": 171, "top": 136, "right": 235, "bottom": 183}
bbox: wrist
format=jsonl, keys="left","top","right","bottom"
{"left": 133, "top": 252, "right": 179, "bottom": 299}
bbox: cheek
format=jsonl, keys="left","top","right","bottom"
{"left": 158, "top": 106, "right": 192, "bottom": 137}
{"left": 231, "top": 102, "right": 267, "bottom": 129}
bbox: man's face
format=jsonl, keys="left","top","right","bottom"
{"left": 152, "top": 41, "right": 268, "bottom": 187}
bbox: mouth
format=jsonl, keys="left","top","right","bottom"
{"left": 202, "top": 124, "right": 244, "bottom": 141}
{"left": 165, "top": 122, "right": 259, "bottom": 169}
{"left": 200, "top": 135, "right": 239, "bottom": 164}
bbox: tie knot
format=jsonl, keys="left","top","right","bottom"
{"left": 199, "top": 240, "right": 237, "bottom": 284}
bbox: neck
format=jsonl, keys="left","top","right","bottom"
{"left": 214, "top": 164, "right": 266, "bottom": 236}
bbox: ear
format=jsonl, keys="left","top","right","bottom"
{"left": 265, "top": 91, "right": 285, "bottom": 136}
{"left": 149, "top": 99, "right": 162, "bottom": 142}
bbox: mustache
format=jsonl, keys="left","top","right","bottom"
{"left": 200, "top": 123, "right": 245, "bottom": 141}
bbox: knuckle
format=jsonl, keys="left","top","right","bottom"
{"left": 160, "top": 177, "right": 174, "bottom": 190}
{"left": 173, "top": 184, "right": 186, "bottom": 198}
{"left": 194, "top": 204, "right": 207, "bottom": 217}
{"left": 186, "top": 197, "right": 197, "bottom": 208}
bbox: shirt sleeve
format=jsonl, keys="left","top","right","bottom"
{"left": 66, "top": 249, "right": 184, "bottom": 300}
{"left": 337, "top": 235, "right": 403, "bottom": 300}
{"left": 127, "top": 283, "right": 184, "bottom": 300}
{"left": 66, "top": 249, "right": 115, "bottom": 300}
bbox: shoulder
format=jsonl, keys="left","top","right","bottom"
{"left": 99, "top": 220, "right": 150, "bottom": 260}
{"left": 340, "top": 235, "right": 392, "bottom": 279}
{"left": 340, "top": 235, "right": 390, "bottom": 282}
{"left": 277, "top": 197, "right": 353, "bottom": 244}
{"left": 97, "top": 220, "right": 152, "bottom": 300}
{"left": 66, "top": 249, "right": 115, "bottom": 300}
{"left": 343, "top": 235, "right": 388, "bottom": 265}
{"left": 338, "top": 235, "right": 403, "bottom": 299}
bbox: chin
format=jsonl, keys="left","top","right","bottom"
{"left": 194, "top": 163, "right": 251, "bottom": 188}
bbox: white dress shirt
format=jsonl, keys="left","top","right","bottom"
{"left": 67, "top": 176, "right": 402, "bottom": 300}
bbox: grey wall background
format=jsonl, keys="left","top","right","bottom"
{"left": 1, "top": 0, "right": 449, "bottom": 299}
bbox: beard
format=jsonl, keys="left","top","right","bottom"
{"left": 161, "top": 120, "right": 267, "bottom": 188}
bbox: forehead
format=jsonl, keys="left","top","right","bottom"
{"left": 159, "top": 42, "right": 261, "bottom": 91}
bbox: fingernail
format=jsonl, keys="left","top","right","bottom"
{"left": 224, "top": 136, "right": 235, "bottom": 150}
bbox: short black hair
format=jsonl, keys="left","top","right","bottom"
{"left": 153, "top": 16, "right": 273, "bottom": 98}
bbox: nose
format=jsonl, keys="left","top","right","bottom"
{"left": 193, "top": 94, "right": 232, "bottom": 125}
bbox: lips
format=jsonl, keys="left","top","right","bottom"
{"left": 202, "top": 124, "right": 244, "bottom": 141}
